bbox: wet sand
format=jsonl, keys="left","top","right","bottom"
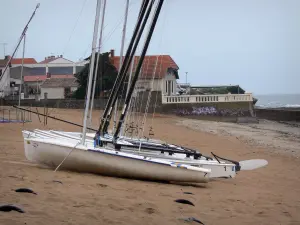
{"left": 1, "top": 108, "right": 300, "bottom": 225}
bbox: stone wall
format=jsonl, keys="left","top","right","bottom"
{"left": 3, "top": 92, "right": 256, "bottom": 122}
{"left": 255, "top": 108, "right": 300, "bottom": 122}
{"left": 3, "top": 98, "right": 110, "bottom": 109}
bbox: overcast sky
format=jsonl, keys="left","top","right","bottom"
{"left": 0, "top": 0, "right": 299, "bottom": 95}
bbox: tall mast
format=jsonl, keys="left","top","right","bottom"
{"left": 89, "top": 0, "right": 106, "bottom": 125}
{"left": 0, "top": 3, "right": 40, "bottom": 82}
{"left": 18, "top": 35, "right": 26, "bottom": 106}
{"left": 112, "top": 0, "right": 130, "bottom": 133}
{"left": 100, "top": 0, "right": 155, "bottom": 135}
{"left": 113, "top": 0, "right": 165, "bottom": 141}
{"left": 97, "top": 0, "right": 150, "bottom": 135}
{"left": 81, "top": 0, "right": 102, "bottom": 144}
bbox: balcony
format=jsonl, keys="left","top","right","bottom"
{"left": 162, "top": 93, "right": 253, "bottom": 104}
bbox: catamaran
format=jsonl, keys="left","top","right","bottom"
{"left": 21, "top": 0, "right": 268, "bottom": 182}
{"left": 21, "top": 0, "right": 217, "bottom": 183}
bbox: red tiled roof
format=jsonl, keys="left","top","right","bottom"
{"left": 41, "top": 77, "right": 78, "bottom": 88}
{"left": 24, "top": 74, "right": 74, "bottom": 82}
{"left": 24, "top": 75, "right": 47, "bottom": 82}
{"left": 111, "top": 55, "right": 179, "bottom": 79}
{"left": 11, "top": 58, "right": 37, "bottom": 64}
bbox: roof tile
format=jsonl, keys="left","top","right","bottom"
{"left": 41, "top": 77, "right": 78, "bottom": 88}
{"left": 24, "top": 74, "right": 74, "bottom": 82}
{"left": 11, "top": 58, "right": 37, "bottom": 64}
{"left": 111, "top": 55, "right": 179, "bottom": 79}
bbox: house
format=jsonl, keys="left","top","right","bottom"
{"left": 110, "top": 49, "right": 180, "bottom": 96}
{"left": 0, "top": 55, "right": 38, "bottom": 97}
{"left": 40, "top": 77, "right": 78, "bottom": 99}
{"left": 0, "top": 58, "right": 9, "bottom": 97}
{"left": 0, "top": 54, "right": 87, "bottom": 98}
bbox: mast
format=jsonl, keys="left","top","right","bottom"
{"left": 113, "top": 0, "right": 165, "bottom": 142}
{"left": 81, "top": 0, "right": 102, "bottom": 144}
{"left": 100, "top": 0, "right": 155, "bottom": 135}
{"left": 97, "top": 0, "right": 150, "bottom": 135}
{"left": 0, "top": 3, "right": 40, "bottom": 82}
{"left": 18, "top": 35, "right": 26, "bottom": 106}
{"left": 89, "top": 0, "right": 106, "bottom": 125}
{"left": 112, "top": 0, "right": 130, "bottom": 133}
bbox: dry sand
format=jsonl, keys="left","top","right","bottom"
{"left": 1, "top": 108, "right": 300, "bottom": 225}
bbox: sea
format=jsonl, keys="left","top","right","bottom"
{"left": 254, "top": 94, "right": 300, "bottom": 109}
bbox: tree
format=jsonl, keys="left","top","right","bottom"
{"left": 73, "top": 52, "right": 119, "bottom": 99}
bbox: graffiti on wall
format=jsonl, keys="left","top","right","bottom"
{"left": 173, "top": 106, "right": 249, "bottom": 117}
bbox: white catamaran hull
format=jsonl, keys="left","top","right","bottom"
{"left": 23, "top": 130, "right": 237, "bottom": 178}
{"left": 23, "top": 135, "right": 210, "bottom": 183}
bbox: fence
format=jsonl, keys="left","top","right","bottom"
{"left": 0, "top": 106, "right": 32, "bottom": 123}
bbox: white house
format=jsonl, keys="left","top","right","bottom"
{"left": 40, "top": 77, "right": 78, "bottom": 99}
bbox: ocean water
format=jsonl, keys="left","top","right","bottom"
{"left": 254, "top": 94, "right": 300, "bottom": 108}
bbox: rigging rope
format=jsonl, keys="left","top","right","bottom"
{"left": 150, "top": 4, "right": 168, "bottom": 129}
{"left": 62, "top": 0, "right": 89, "bottom": 55}
{"left": 138, "top": 55, "right": 160, "bottom": 141}
{"left": 137, "top": 3, "right": 168, "bottom": 140}
{"left": 81, "top": 0, "right": 138, "bottom": 59}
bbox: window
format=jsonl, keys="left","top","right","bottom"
{"left": 64, "top": 87, "right": 71, "bottom": 98}
{"left": 165, "top": 80, "right": 168, "bottom": 93}
{"left": 49, "top": 67, "right": 73, "bottom": 75}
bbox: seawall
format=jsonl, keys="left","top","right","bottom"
{"left": 2, "top": 93, "right": 256, "bottom": 123}
{"left": 255, "top": 108, "right": 300, "bottom": 122}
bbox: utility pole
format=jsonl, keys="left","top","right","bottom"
{"left": 18, "top": 35, "right": 26, "bottom": 106}
{"left": 0, "top": 43, "right": 7, "bottom": 58}
{"left": 185, "top": 72, "right": 188, "bottom": 84}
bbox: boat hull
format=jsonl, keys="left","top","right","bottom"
{"left": 24, "top": 137, "right": 209, "bottom": 183}
{"left": 23, "top": 130, "right": 237, "bottom": 178}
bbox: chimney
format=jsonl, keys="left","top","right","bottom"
{"left": 110, "top": 49, "right": 115, "bottom": 58}
{"left": 110, "top": 49, "right": 115, "bottom": 65}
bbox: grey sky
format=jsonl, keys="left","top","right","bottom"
{"left": 1, "top": 0, "right": 299, "bottom": 95}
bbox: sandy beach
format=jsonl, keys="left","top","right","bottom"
{"left": 1, "top": 108, "right": 300, "bottom": 225}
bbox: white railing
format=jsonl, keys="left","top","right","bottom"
{"left": 162, "top": 93, "right": 253, "bottom": 104}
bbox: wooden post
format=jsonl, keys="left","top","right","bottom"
{"left": 43, "top": 105, "right": 45, "bottom": 126}
{"left": 22, "top": 111, "right": 25, "bottom": 125}
{"left": 46, "top": 105, "right": 48, "bottom": 125}
{"left": 36, "top": 107, "right": 41, "bottom": 123}
{"left": 30, "top": 105, "right": 32, "bottom": 120}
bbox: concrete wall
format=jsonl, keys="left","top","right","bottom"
{"left": 3, "top": 91, "right": 257, "bottom": 123}
{"left": 255, "top": 108, "right": 300, "bottom": 122}
{"left": 3, "top": 98, "right": 109, "bottom": 109}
